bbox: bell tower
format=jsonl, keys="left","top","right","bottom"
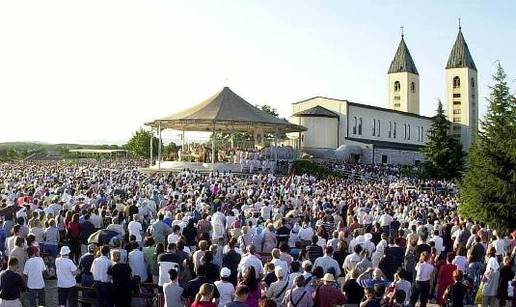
{"left": 445, "top": 24, "right": 478, "bottom": 150}
{"left": 388, "top": 29, "right": 420, "bottom": 114}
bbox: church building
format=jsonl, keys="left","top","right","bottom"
{"left": 288, "top": 27, "right": 478, "bottom": 165}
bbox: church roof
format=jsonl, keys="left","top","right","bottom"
{"left": 292, "top": 105, "right": 339, "bottom": 118}
{"left": 388, "top": 37, "right": 419, "bottom": 75}
{"left": 446, "top": 29, "right": 477, "bottom": 71}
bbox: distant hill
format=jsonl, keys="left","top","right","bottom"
{"left": 0, "top": 142, "right": 123, "bottom": 161}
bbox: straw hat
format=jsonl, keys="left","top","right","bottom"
{"left": 321, "top": 273, "right": 336, "bottom": 283}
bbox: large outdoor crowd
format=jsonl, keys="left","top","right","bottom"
{"left": 0, "top": 159, "right": 515, "bottom": 307}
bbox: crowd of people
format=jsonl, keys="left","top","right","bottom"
{"left": 0, "top": 159, "right": 514, "bottom": 307}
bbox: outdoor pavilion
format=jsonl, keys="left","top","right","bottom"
{"left": 145, "top": 87, "right": 306, "bottom": 170}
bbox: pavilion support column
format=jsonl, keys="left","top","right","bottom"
{"left": 211, "top": 123, "right": 216, "bottom": 171}
{"left": 274, "top": 128, "right": 279, "bottom": 162}
{"left": 158, "top": 122, "right": 162, "bottom": 170}
{"left": 149, "top": 127, "right": 154, "bottom": 167}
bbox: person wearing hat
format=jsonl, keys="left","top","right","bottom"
{"left": 215, "top": 267, "right": 234, "bottom": 307}
{"left": 265, "top": 267, "right": 289, "bottom": 306}
{"left": 55, "top": 245, "right": 79, "bottom": 307}
{"left": 312, "top": 273, "right": 347, "bottom": 307}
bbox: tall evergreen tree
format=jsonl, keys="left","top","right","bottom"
{"left": 421, "top": 99, "right": 465, "bottom": 179}
{"left": 460, "top": 64, "right": 516, "bottom": 230}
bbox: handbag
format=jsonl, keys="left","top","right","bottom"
{"left": 475, "top": 282, "right": 484, "bottom": 305}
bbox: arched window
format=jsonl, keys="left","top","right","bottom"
{"left": 421, "top": 127, "right": 424, "bottom": 142}
{"left": 408, "top": 124, "right": 411, "bottom": 140}
{"left": 372, "top": 119, "right": 376, "bottom": 136}
{"left": 353, "top": 117, "right": 357, "bottom": 134}
{"left": 410, "top": 82, "right": 415, "bottom": 93}
{"left": 358, "top": 118, "right": 363, "bottom": 135}
{"left": 377, "top": 120, "right": 381, "bottom": 136}
{"left": 453, "top": 76, "right": 461, "bottom": 88}
{"left": 394, "top": 81, "right": 401, "bottom": 92}
{"left": 471, "top": 78, "right": 475, "bottom": 88}
{"left": 393, "top": 122, "right": 397, "bottom": 138}
{"left": 389, "top": 121, "right": 392, "bottom": 138}
{"left": 404, "top": 124, "right": 407, "bottom": 139}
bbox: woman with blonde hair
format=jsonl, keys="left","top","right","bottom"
{"left": 192, "top": 283, "right": 216, "bottom": 307}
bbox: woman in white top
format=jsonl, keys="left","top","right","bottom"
{"left": 452, "top": 245, "right": 468, "bottom": 272}
{"left": 215, "top": 268, "right": 235, "bottom": 307}
{"left": 482, "top": 246, "right": 500, "bottom": 307}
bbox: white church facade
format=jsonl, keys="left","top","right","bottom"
{"left": 288, "top": 28, "right": 478, "bottom": 165}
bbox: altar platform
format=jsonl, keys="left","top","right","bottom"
{"left": 140, "top": 161, "right": 242, "bottom": 174}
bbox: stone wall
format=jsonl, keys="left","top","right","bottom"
{"left": 361, "top": 146, "right": 424, "bottom": 165}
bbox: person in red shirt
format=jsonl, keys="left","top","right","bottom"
{"left": 66, "top": 214, "right": 81, "bottom": 263}
{"left": 191, "top": 283, "right": 217, "bottom": 307}
{"left": 313, "top": 273, "right": 347, "bottom": 307}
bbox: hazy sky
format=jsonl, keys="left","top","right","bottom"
{"left": 1, "top": 1, "right": 515, "bottom": 144}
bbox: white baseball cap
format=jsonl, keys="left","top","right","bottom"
{"left": 60, "top": 246, "right": 71, "bottom": 256}
{"left": 220, "top": 267, "right": 231, "bottom": 278}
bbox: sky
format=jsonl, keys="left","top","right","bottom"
{"left": 0, "top": 1, "right": 515, "bottom": 144}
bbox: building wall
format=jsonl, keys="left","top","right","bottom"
{"left": 446, "top": 68, "right": 478, "bottom": 150}
{"left": 347, "top": 104, "right": 431, "bottom": 146}
{"left": 291, "top": 97, "right": 347, "bottom": 146}
{"left": 360, "top": 146, "right": 425, "bottom": 165}
{"left": 295, "top": 116, "right": 339, "bottom": 149}
{"left": 388, "top": 72, "right": 420, "bottom": 114}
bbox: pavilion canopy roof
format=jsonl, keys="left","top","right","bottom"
{"left": 146, "top": 87, "right": 306, "bottom": 133}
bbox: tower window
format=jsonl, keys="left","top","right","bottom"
{"left": 453, "top": 76, "right": 461, "bottom": 88}
{"left": 394, "top": 81, "right": 401, "bottom": 92}
{"left": 471, "top": 78, "right": 475, "bottom": 88}
{"left": 453, "top": 109, "right": 461, "bottom": 114}
{"left": 353, "top": 117, "right": 357, "bottom": 134}
{"left": 453, "top": 93, "right": 461, "bottom": 98}
{"left": 410, "top": 82, "right": 415, "bottom": 93}
{"left": 453, "top": 117, "right": 461, "bottom": 123}
{"left": 453, "top": 101, "right": 461, "bottom": 105}
{"left": 358, "top": 118, "right": 363, "bottom": 135}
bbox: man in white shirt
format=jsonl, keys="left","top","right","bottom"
{"left": 128, "top": 242, "right": 148, "bottom": 282}
{"left": 343, "top": 244, "right": 363, "bottom": 273}
{"left": 24, "top": 247, "right": 46, "bottom": 307}
{"left": 55, "top": 246, "right": 78, "bottom": 307}
{"left": 378, "top": 211, "right": 393, "bottom": 234}
{"left": 298, "top": 223, "right": 314, "bottom": 245}
{"left": 430, "top": 230, "right": 444, "bottom": 258}
{"left": 238, "top": 245, "right": 263, "bottom": 278}
{"left": 314, "top": 246, "right": 341, "bottom": 277}
{"left": 90, "top": 245, "right": 112, "bottom": 307}
{"left": 128, "top": 214, "right": 143, "bottom": 246}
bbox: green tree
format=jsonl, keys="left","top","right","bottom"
{"left": 163, "top": 141, "right": 180, "bottom": 159}
{"left": 459, "top": 64, "right": 516, "bottom": 230}
{"left": 258, "top": 104, "right": 279, "bottom": 117}
{"left": 124, "top": 128, "right": 160, "bottom": 158}
{"left": 421, "top": 99, "right": 465, "bottom": 179}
